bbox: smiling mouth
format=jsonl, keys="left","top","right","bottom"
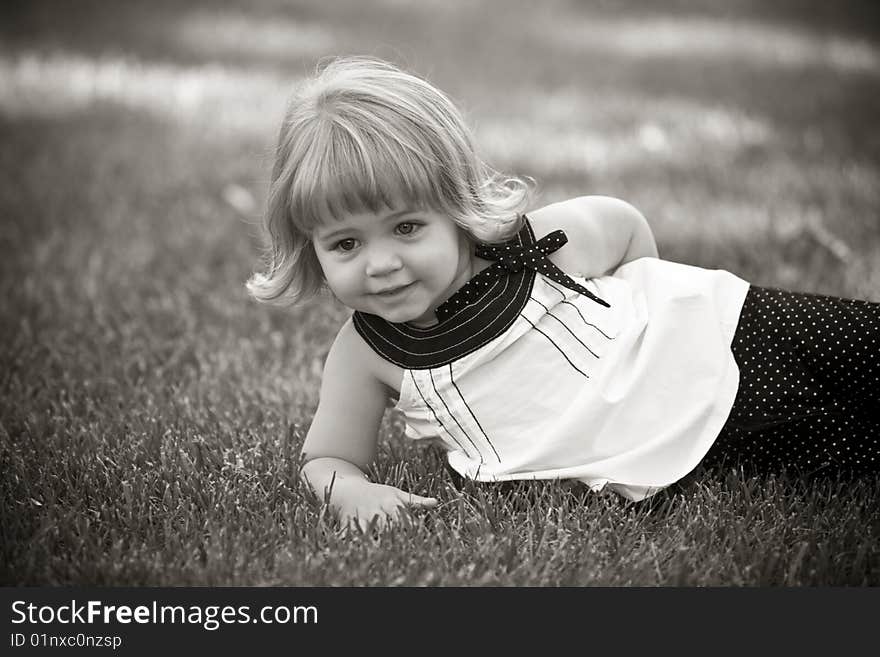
{"left": 374, "top": 282, "right": 414, "bottom": 297}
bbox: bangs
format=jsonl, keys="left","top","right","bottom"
{"left": 287, "top": 115, "right": 455, "bottom": 233}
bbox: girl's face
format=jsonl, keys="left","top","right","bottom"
{"left": 311, "top": 205, "right": 474, "bottom": 325}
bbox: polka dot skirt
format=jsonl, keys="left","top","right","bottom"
{"left": 701, "top": 285, "right": 880, "bottom": 477}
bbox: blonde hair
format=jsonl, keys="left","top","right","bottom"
{"left": 247, "top": 56, "right": 532, "bottom": 307}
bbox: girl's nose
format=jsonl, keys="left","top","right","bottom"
{"left": 364, "top": 246, "right": 403, "bottom": 277}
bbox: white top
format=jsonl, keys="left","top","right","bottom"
{"left": 387, "top": 257, "right": 750, "bottom": 501}
{"left": 352, "top": 220, "right": 751, "bottom": 502}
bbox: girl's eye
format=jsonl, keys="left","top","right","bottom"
{"left": 334, "top": 238, "right": 358, "bottom": 252}
{"left": 395, "top": 222, "right": 420, "bottom": 236}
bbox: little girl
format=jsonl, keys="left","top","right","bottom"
{"left": 248, "top": 56, "right": 880, "bottom": 531}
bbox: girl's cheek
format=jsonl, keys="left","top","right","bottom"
{"left": 325, "top": 262, "right": 358, "bottom": 289}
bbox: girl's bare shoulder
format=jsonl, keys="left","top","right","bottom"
{"left": 527, "top": 195, "right": 642, "bottom": 237}
{"left": 526, "top": 196, "right": 646, "bottom": 277}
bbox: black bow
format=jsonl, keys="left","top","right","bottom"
{"left": 476, "top": 230, "right": 610, "bottom": 308}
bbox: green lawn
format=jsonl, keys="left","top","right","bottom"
{"left": 1, "top": 0, "right": 879, "bottom": 585}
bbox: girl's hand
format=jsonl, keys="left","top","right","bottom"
{"left": 329, "top": 478, "right": 438, "bottom": 533}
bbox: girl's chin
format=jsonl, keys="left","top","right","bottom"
{"left": 404, "top": 312, "right": 438, "bottom": 327}
{"left": 371, "top": 303, "right": 435, "bottom": 325}
{"left": 380, "top": 310, "right": 432, "bottom": 325}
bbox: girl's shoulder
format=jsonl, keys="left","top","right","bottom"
{"left": 527, "top": 195, "right": 644, "bottom": 238}
{"left": 527, "top": 195, "right": 647, "bottom": 278}
{"left": 330, "top": 316, "right": 404, "bottom": 397}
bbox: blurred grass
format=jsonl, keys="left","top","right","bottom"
{"left": 1, "top": 0, "right": 879, "bottom": 585}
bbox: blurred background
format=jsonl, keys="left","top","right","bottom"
{"left": 1, "top": 0, "right": 878, "bottom": 583}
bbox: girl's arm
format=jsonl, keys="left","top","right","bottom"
{"left": 532, "top": 195, "right": 658, "bottom": 279}
{"left": 300, "top": 319, "right": 436, "bottom": 531}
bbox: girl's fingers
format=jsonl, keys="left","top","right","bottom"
{"left": 405, "top": 494, "right": 438, "bottom": 507}
{"left": 340, "top": 495, "right": 437, "bottom": 534}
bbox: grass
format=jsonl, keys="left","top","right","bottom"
{"left": 1, "top": 0, "right": 879, "bottom": 586}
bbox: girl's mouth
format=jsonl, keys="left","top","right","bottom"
{"left": 374, "top": 282, "right": 414, "bottom": 298}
